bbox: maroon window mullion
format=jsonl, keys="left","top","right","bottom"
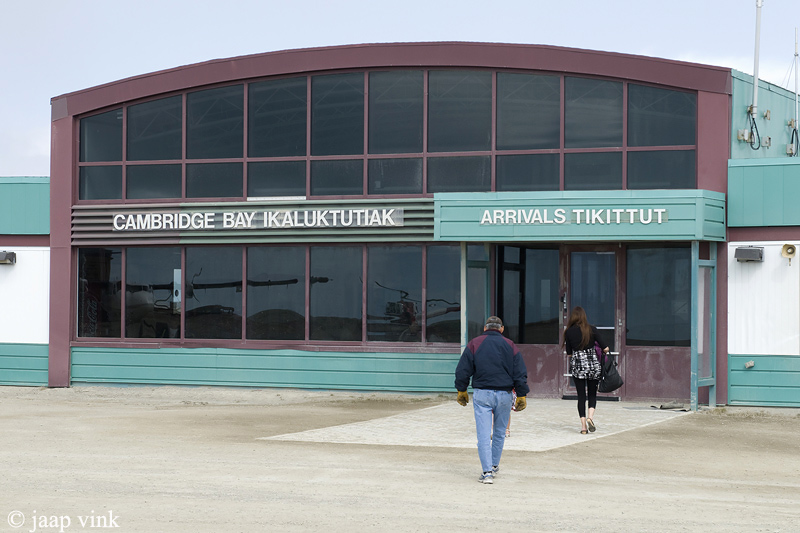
{"left": 422, "top": 70, "right": 429, "bottom": 195}
{"left": 241, "top": 246, "right": 248, "bottom": 341}
{"left": 363, "top": 72, "right": 369, "bottom": 195}
{"left": 121, "top": 105, "right": 128, "bottom": 202}
{"left": 421, "top": 245, "right": 428, "bottom": 344}
{"left": 180, "top": 246, "right": 186, "bottom": 341}
{"left": 361, "top": 245, "right": 368, "bottom": 343}
{"left": 491, "top": 72, "right": 497, "bottom": 192}
{"left": 120, "top": 248, "right": 127, "bottom": 340}
{"left": 181, "top": 94, "right": 187, "bottom": 200}
{"left": 306, "top": 75, "right": 312, "bottom": 197}
{"left": 304, "top": 246, "right": 310, "bottom": 341}
{"left": 243, "top": 84, "right": 249, "bottom": 199}
{"left": 559, "top": 75, "right": 565, "bottom": 190}
{"left": 622, "top": 82, "right": 629, "bottom": 190}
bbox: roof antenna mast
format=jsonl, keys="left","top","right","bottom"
{"left": 750, "top": 0, "right": 763, "bottom": 119}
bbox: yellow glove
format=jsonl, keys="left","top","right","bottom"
{"left": 514, "top": 396, "right": 527, "bottom": 412}
{"left": 456, "top": 390, "right": 469, "bottom": 406}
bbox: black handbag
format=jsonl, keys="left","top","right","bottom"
{"left": 598, "top": 352, "right": 624, "bottom": 393}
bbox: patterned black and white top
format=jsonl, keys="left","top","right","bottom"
{"left": 564, "top": 325, "right": 607, "bottom": 381}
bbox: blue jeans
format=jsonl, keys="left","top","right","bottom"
{"left": 472, "top": 388, "right": 513, "bottom": 473}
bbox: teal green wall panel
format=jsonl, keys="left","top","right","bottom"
{"left": 728, "top": 354, "right": 800, "bottom": 407}
{"left": 435, "top": 190, "right": 725, "bottom": 242}
{"left": 0, "top": 343, "right": 48, "bottom": 386}
{"left": 71, "top": 347, "right": 460, "bottom": 391}
{"left": 727, "top": 159, "right": 800, "bottom": 227}
{"left": 0, "top": 178, "right": 50, "bottom": 235}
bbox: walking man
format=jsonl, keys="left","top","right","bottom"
{"left": 455, "top": 316, "right": 529, "bottom": 484}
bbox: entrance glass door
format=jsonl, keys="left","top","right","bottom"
{"left": 568, "top": 251, "right": 616, "bottom": 351}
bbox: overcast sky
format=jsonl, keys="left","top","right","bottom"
{"left": 2, "top": 0, "right": 799, "bottom": 176}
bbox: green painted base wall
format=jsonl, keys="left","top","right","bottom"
{"left": 729, "top": 354, "right": 800, "bottom": 407}
{"left": 0, "top": 343, "right": 49, "bottom": 386}
{"left": 71, "top": 347, "right": 460, "bottom": 391}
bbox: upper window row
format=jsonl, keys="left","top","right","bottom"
{"left": 80, "top": 71, "right": 697, "bottom": 162}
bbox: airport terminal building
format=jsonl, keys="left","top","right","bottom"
{"left": 3, "top": 42, "right": 799, "bottom": 407}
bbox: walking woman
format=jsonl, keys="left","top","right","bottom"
{"left": 563, "top": 306, "right": 609, "bottom": 434}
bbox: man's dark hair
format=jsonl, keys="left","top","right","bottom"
{"left": 484, "top": 316, "right": 503, "bottom": 330}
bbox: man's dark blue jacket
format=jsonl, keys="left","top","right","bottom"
{"left": 454, "top": 330, "right": 530, "bottom": 396}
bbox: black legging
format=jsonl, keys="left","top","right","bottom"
{"left": 573, "top": 378, "right": 598, "bottom": 418}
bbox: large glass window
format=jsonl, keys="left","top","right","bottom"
{"left": 186, "top": 162, "right": 243, "bottom": 198}
{"left": 185, "top": 247, "right": 242, "bottom": 339}
{"left": 367, "top": 246, "right": 422, "bottom": 342}
{"left": 80, "top": 109, "right": 122, "bottom": 162}
{"left": 127, "top": 165, "right": 182, "bottom": 199}
{"left": 187, "top": 85, "right": 244, "bottom": 159}
{"left": 310, "top": 160, "right": 363, "bottom": 196}
{"left": 126, "top": 247, "right": 181, "bottom": 338}
{"left": 369, "top": 71, "right": 424, "bottom": 154}
{"left": 248, "top": 161, "right": 306, "bottom": 198}
{"left": 496, "top": 154, "right": 559, "bottom": 192}
{"left": 627, "top": 247, "right": 691, "bottom": 346}
{"left": 565, "top": 77, "right": 623, "bottom": 148}
{"left": 428, "top": 71, "right": 492, "bottom": 152}
{"left": 564, "top": 152, "right": 622, "bottom": 190}
{"left": 627, "top": 150, "right": 696, "bottom": 189}
{"left": 311, "top": 73, "right": 364, "bottom": 156}
{"left": 426, "top": 245, "right": 461, "bottom": 343}
{"left": 249, "top": 77, "right": 307, "bottom": 157}
{"left": 427, "top": 156, "right": 491, "bottom": 193}
{"left": 497, "top": 73, "right": 560, "bottom": 150}
{"left": 368, "top": 158, "right": 422, "bottom": 195}
{"left": 79, "top": 166, "right": 122, "bottom": 200}
{"left": 127, "top": 96, "right": 182, "bottom": 161}
{"left": 77, "top": 248, "right": 121, "bottom": 338}
{"left": 310, "top": 246, "right": 363, "bottom": 341}
{"left": 628, "top": 85, "right": 696, "bottom": 147}
{"left": 247, "top": 246, "right": 306, "bottom": 340}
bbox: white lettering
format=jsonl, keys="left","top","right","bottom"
{"left": 554, "top": 208, "right": 566, "bottom": 224}
{"left": 493, "top": 210, "right": 505, "bottom": 224}
{"left": 382, "top": 209, "right": 396, "bottom": 226}
{"left": 506, "top": 210, "right": 517, "bottom": 224}
{"left": 481, "top": 210, "right": 493, "bottom": 224}
{"left": 655, "top": 208, "right": 666, "bottom": 223}
{"left": 640, "top": 209, "right": 653, "bottom": 224}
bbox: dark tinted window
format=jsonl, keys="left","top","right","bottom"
{"left": 248, "top": 161, "right": 306, "bottom": 197}
{"left": 497, "top": 73, "right": 560, "bottom": 150}
{"left": 426, "top": 245, "right": 461, "bottom": 343}
{"left": 565, "top": 77, "right": 623, "bottom": 148}
{"left": 627, "top": 150, "right": 696, "bottom": 189}
{"left": 80, "top": 109, "right": 122, "bottom": 162}
{"left": 311, "top": 73, "right": 364, "bottom": 156}
{"left": 126, "top": 247, "right": 181, "bottom": 338}
{"left": 79, "top": 166, "right": 122, "bottom": 200}
{"left": 628, "top": 85, "right": 696, "bottom": 147}
{"left": 428, "top": 71, "right": 492, "bottom": 152}
{"left": 127, "top": 165, "right": 182, "bottom": 199}
{"left": 496, "top": 154, "right": 559, "bottom": 191}
{"left": 247, "top": 246, "right": 306, "bottom": 340}
{"left": 627, "top": 247, "right": 690, "bottom": 346}
{"left": 249, "top": 77, "right": 307, "bottom": 157}
{"left": 185, "top": 247, "right": 242, "bottom": 339}
{"left": 367, "top": 246, "right": 422, "bottom": 342}
{"left": 564, "top": 152, "right": 622, "bottom": 190}
{"left": 77, "top": 247, "right": 121, "bottom": 337}
{"left": 310, "top": 246, "right": 362, "bottom": 341}
{"left": 127, "top": 96, "right": 182, "bottom": 161}
{"left": 186, "top": 163, "right": 243, "bottom": 198}
{"left": 427, "top": 156, "right": 490, "bottom": 193}
{"left": 310, "top": 159, "right": 363, "bottom": 196}
{"left": 368, "top": 158, "right": 422, "bottom": 195}
{"left": 187, "top": 85, "right": 244, "bottom": 159}
{"left": 369, "top": 71, "right": 423, "bottom": 154}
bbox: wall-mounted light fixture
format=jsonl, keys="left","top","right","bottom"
{"left": 0, "top": 251, "right": 16, "bottom": 265}
{"left": 734, "top": 246, "right": 764, "bottom": 262}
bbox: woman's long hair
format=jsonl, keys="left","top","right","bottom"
{"left": 563, "top": 306, "right": 591, "bottom": 349}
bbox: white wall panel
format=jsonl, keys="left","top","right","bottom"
{"left": 0, "top": 246, "right": 50, "bottom": 343}
{"left": 728, "top": 242, "right": 800, "bottom": 355}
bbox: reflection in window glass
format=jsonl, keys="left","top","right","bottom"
{"left": 127, "top": 165, "right": 182, "bottom": 199}
{"left": 368, "top": 158, "right": 422, "bottom": 195}
{"left": 426, "top": 245, "right": 461, "bottom": 343}
{"left": 126, "top": 247, "right": 181, "bottom": 338}
{"left": 187, "top": 85, "right": 244, "bottom": 159}
{"left": 467, "top": 244, "right": 488, "bottom": 340}
{"left": 627, "top": 150, "right": 696, "bottom": 189}
{"left": 127, "top": 96, "right": 182, "bottom": 161}
{"left": 80, "top": 109, "right": 122, "bottom": 162}
{"left": 496, "top": 154, "right": 559, "bottom": 191}
{"left": 185, "top": 247, "right": 242, "bottom": 339}
{"left": 627, "top": 247, "right": 690, "bottom": 346}
{"left": 628, "top": 85, "right": 696, "bottom": 147}
{"left": 564, "top": 152, "right": 622, "bottom": 190}
{"left": 367, "top": 246, "right": 422, "bottom": 342}
{"left": 77, "top": 248, "right": 121, "bottom": 338}
{"left": 79, "top": 166, "right": 122, "bottom": 200}
{"left": 565, "top": 77, "right": 623, "bottom": 148}
{"left": 249, "top": 77, "right": 307, "bottom": 157}
{"left": 428, "top": 71, "right": 492, "bottom": 152}
{"left": 186, "top": 163, "right": 243, "bottom": 198}
{"left": 311, "top": 73, "right": 364, "bottom": 156}
{"left": 248, "top": 161, "right": 306, "bottom": 197}
{"left": 310, "top": 246, "right": 362, "bottom": 341}
{"left": 427, "top": 156, "right": 490, "bottom": 193}
{"left": 247, "top": 246, "right": 305, "bottom": 340}
{"left": 497, "top": 73, "right": 560, "bottom": 150}
{"left": 310, "top": 160, "right": 363, "bottom": 196}
{"left": 369, "top": 71, "right": 423, "bottom": 154}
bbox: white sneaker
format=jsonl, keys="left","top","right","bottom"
{"left": 478, "top": 471, "right": 494, "bottom": 484}
{"left": 492, "top": 465, "right": 499, "bottom": 476}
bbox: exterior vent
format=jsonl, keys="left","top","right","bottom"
{"left": 734, "top": 246, "right": 764, "bottom": 262}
